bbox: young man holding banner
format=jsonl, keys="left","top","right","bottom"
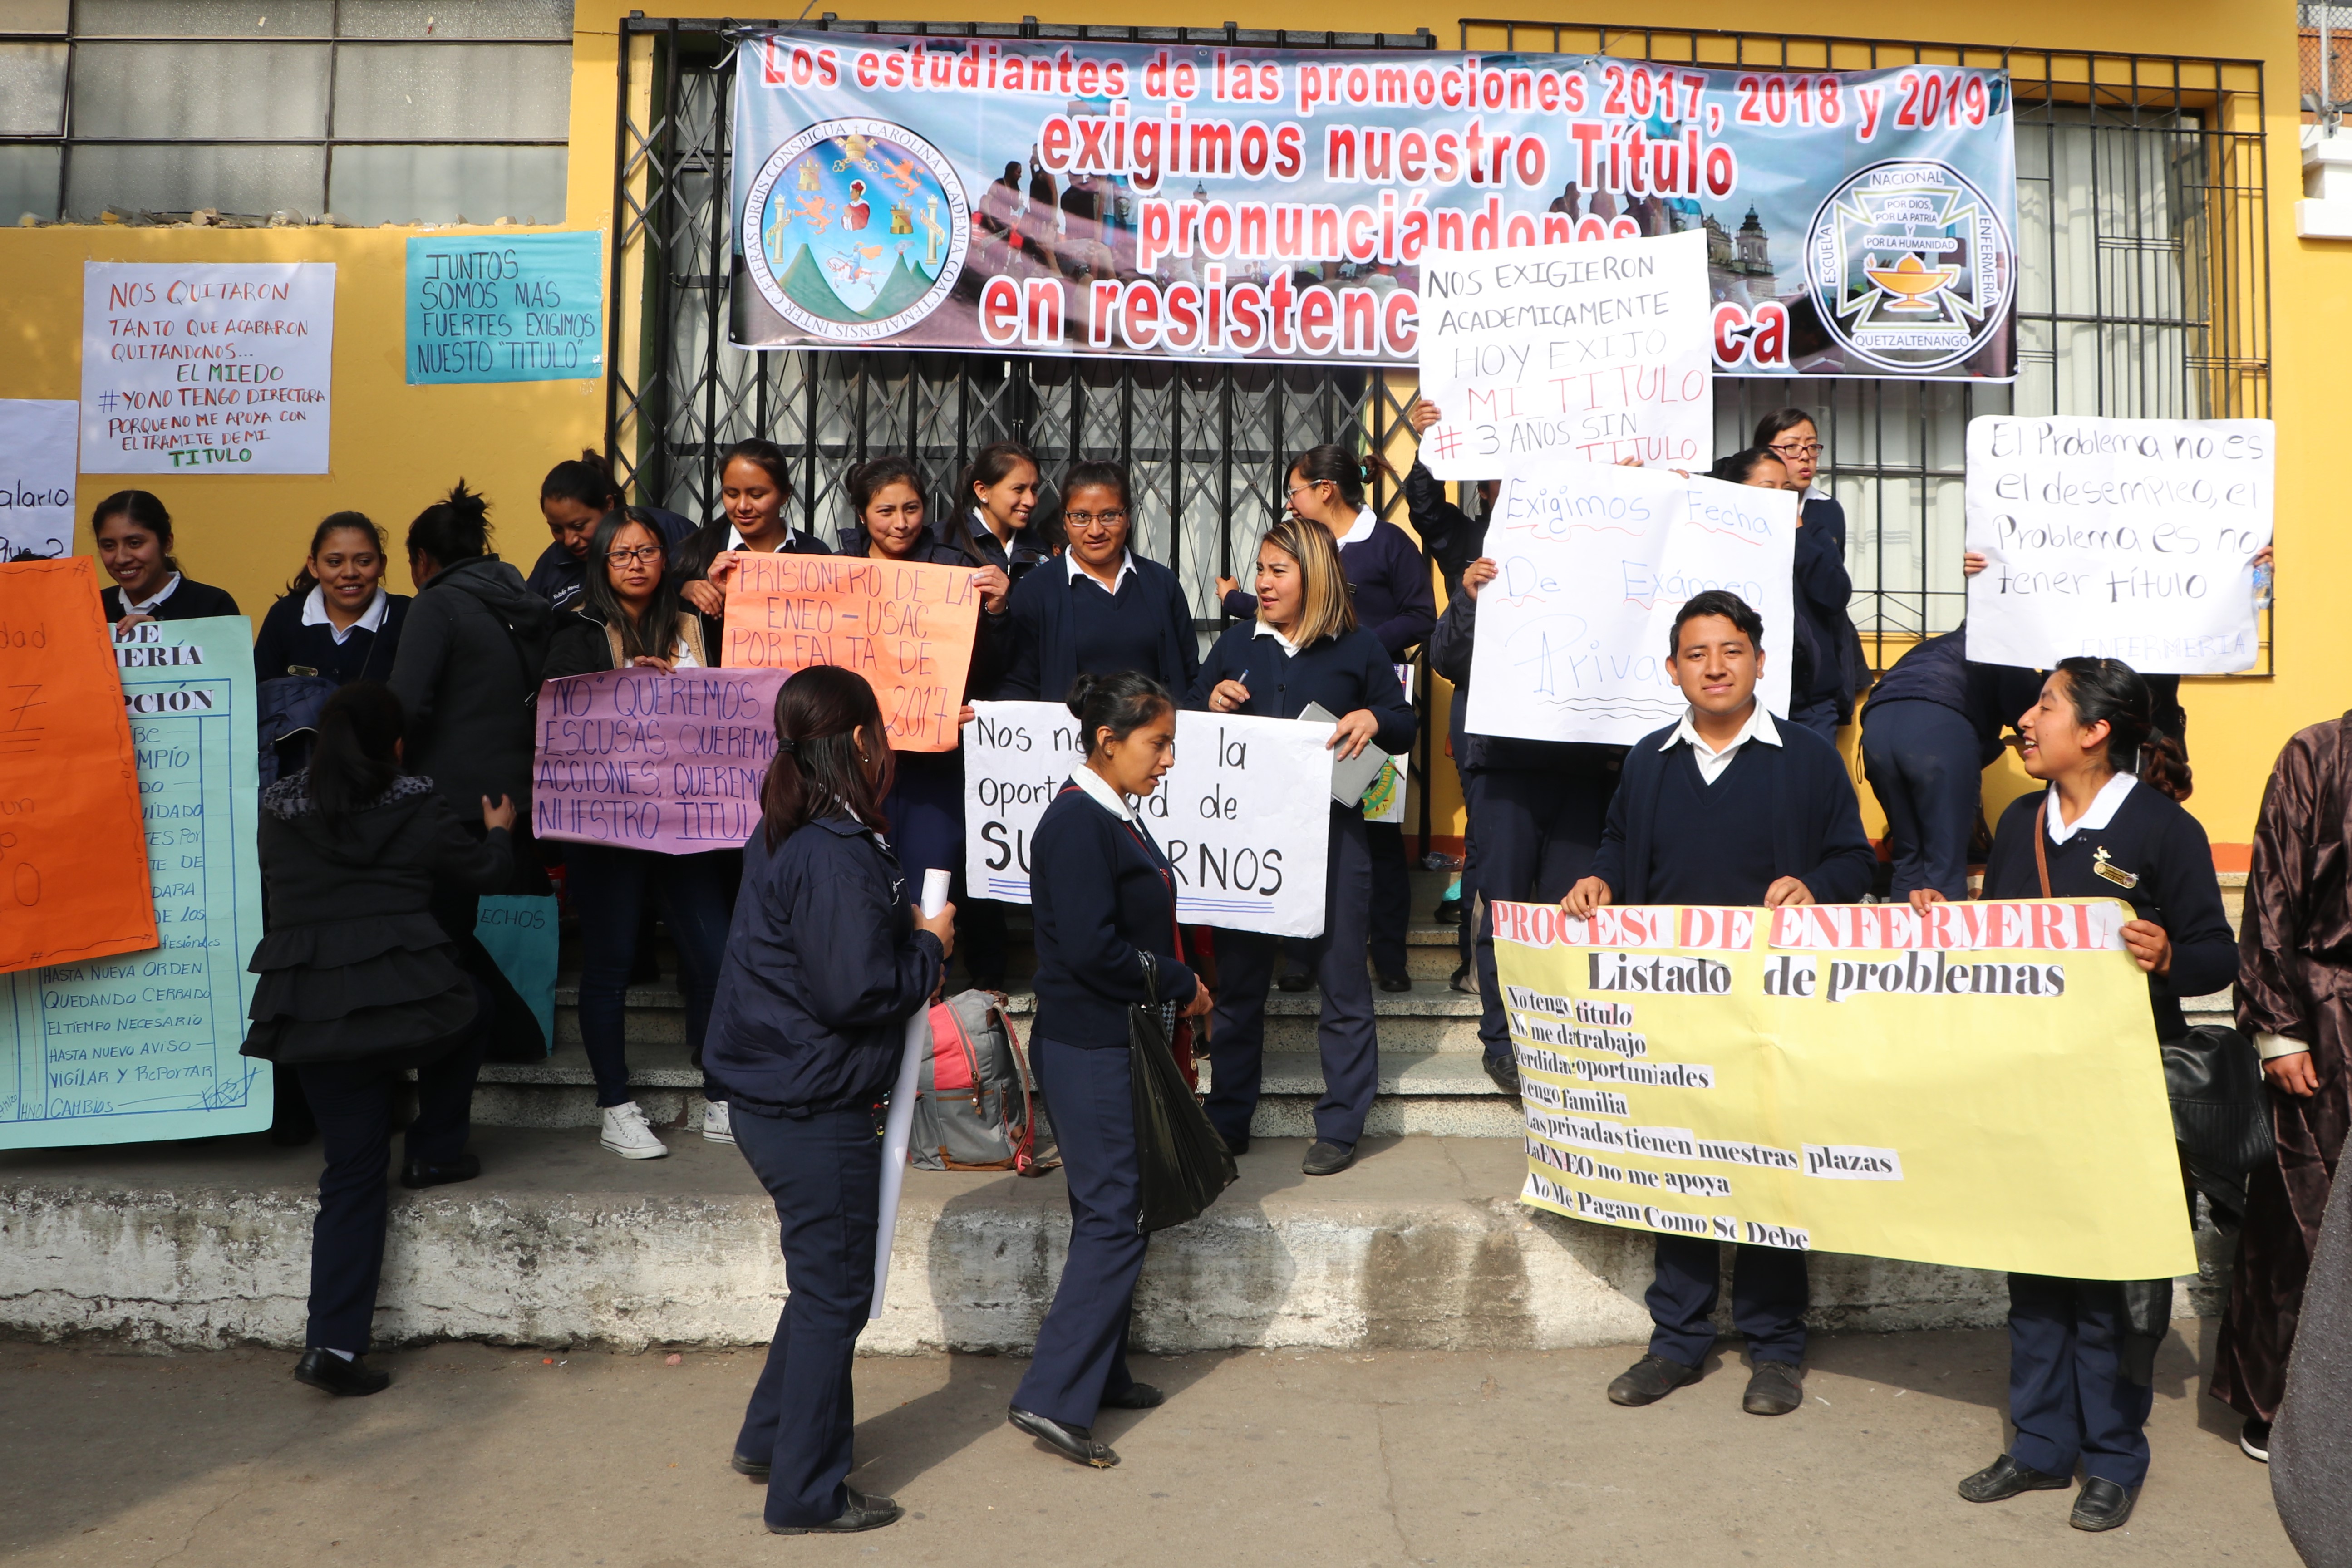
{"left": 1562, "top": 590, "right": 1875, "bottom": 1416}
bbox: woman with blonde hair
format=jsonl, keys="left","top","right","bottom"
{"left": 1186, "top": 514, "right": 1415, "bottom": 1176}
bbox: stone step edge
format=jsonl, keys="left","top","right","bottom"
{"left": 479, "top": 1047, "right": 1516, "bottom": 1096}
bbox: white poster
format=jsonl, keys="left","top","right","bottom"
{"left": 0, "top": 400, "right": 79, "bottom": 560}
{"left": 1964, "top": 416, "right": 2273, "bottom": 674}
{"left": 1416, "top": 230, "right": 1712, "bottom": 480}
{"left": 80, "top": 262, "right": 335, "bottom": 476}
{"left": 963, "top": 702, "right": 1334, "bottom": 939}
{"left": 1463, "top": 461, "right": 1796, "bottom": 745}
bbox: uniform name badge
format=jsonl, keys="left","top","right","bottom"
{"left": 2092, "top": 846, "right": 2140, "bottom": 890}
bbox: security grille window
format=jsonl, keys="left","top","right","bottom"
{"left": 0, "top": 0, "right": 576, "bottom": 226}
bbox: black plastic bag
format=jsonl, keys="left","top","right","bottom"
{"left": 2164, "top": 1023, "right": 2273, "bottom": 1229}
{"left": 1129, "top": 956, "right": 1236, "bottom": 1233}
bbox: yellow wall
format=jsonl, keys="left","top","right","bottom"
{"left": 2, "top": 6, "right": 2334, "bottom": 858}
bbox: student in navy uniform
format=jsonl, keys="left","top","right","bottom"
{"left": 1563, "top": 589, "right": 1875, "bottom": 1418}
{"left": 253, "top": 513, "right": 411, "bottom": 684}
{"left": 1754, "top": 411, "right": 1860, "bottom": 744}
{"left": 1009, "top": 671, "right": 1215, "bottom": 1469}
{"left": 938, "top": 441, "right": 1051, "bottom": 584}
{"left": 1218, "top": 445, "right": 1435, "bottom": 992}
{"left": 1858, "top": 626, "right": 2042, "bottom": 901}
{"left": 91, "top": 491, "right": 241, "bottom": 630}
{"left": 705, "top": 666, "right": 953, "bottom": 1537}
{"left": 1924, "top": 658, "right": 2234, "bottom": 1534}
{"left": 1190, "top": 515, "right": 1417, "bottom": 1176}
{"left": 526, "top": 450, "right": 695, "bottom": 613}
{"left": 679, "top": 439, "right": 832, "bottom": 621}
{"left": 1001, "top": 459, "right": 1199, "bottom": 703}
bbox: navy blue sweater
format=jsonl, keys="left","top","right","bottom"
{"left": 931, "top": 509, "right": 1050, "bottom": 583}
{"left": 252, "top": 591, "right": 411, "bottom": 684}
{"left": 1029, "top": 781, "right": 1200, "bottom": 1047}
{"left": 101, "top": 577, "right": 240, "bottom": 624}
{"left": 1791, "top": 495, "right": 1855, "bottom": 712}
{"left": 1186, "top": 624, "right": 1417, "bottom": 758}
{"left": 1002, "top": 553, "right": 1200, "bottom": 704}
{"left": 524, "top": 505, "right": 696, "bottom": 612}
{"left": 704, "top": 814, "right": 944, "bottom": 1115}
{"left": 1590, "top": 715, "right": 1875, "bottom": 904}
{"left": 1862, "top": 628, "right": 2044, "bottom": 768}
{"left": 1221, "top": 518, "right": 1437, "bottom": 660}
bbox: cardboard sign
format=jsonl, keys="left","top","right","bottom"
{"left": 1496, "top": 899, "right": 2195, "bottom": 1280}
{"left": 1964, "top": 416, "right": 2274, "bottom": 673}
{"left": 1418, "top": 230, "right": 1713, "bottom": 477}
{"left": 1463, "top": 461, "right": 1796, "bottom": 744}
{"left": 962, "top": 701, "right": 1333, "bottom": 938}
{"left": 720, "top": 552, "right": 981, "bottom": 752}
{"left": 406, "top": 232, "right": 605, "bottom": 384}
{"left": 0, "top": 558, "right": 156, "bottom": 974}
{"left": 0, "top": 400, "right": 79, "bottom": 562}
{"left": 533, "top": 667, "right": 786, "bottom": 851}
{"left": 2, "top": 614, "right": 266, "bottom": 1148}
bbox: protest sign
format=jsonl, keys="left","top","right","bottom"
{"left": 732, "top": 36, "right": 2018, "bottom": 379}
{"left": 81, "top": 262, "right": 335, "bottom": 475}
{"left": 533, "top": 667, "right": 787, "bottom": 850}
{"left": 406, "top": 232, "right": 605, "bottom": 384}
{"left": 1417, "top": 231, "right": 1712, "bottom": 477}
{"left": 0, "top": 558, "right": 157, "bottom": 975}
{"left": 720, "top": 552, "right": 980, "bottom": 752}
{"left": 0, "top": 401, "right": 79, "bottom": 561}
{"left": 1964, "top": 416, "right": 2274, "bottom": 674}
{"left": 2, "top": 615, "right": 266, "bottom": 1148}
{"left": 1494, "top": 898, "right": 2196, "bottom": 1279}
{"left": 962, "top": 701, "right": 1332, "bottom": 938}
{"left": 1463, "top": 461, "right": 1795, "bottom": 745}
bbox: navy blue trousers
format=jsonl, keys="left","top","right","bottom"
{"left": 732, "top": 1103, "right": 881, "bottom": 1529}
{"left": 1860, "top": 698, "right": 1981, "bottom": 902}
{"left": 1787, "top": 698, "right": 1842, "bottom": 749}
{"left": 1012, "top": 1036, "right": 1148, "bottom": 1428}
{"left": 1366, "top": 821, "right": 1411, "bottom": 978}
{"left": 882, "top": 757, "right": 963, "bottom": 894}
{"left": 2006, "top": 1273, "right": 2155, "bottom": 1488}
{"left": 567, "top": 843, "right": 736, "bottom": 1105}
{"left": 1206, "top": 809, "right": 1377, "bottom": 1148}
{"left": 1648, "top": 1234, "right": 1810, "bottom": 1368}
{"left": 1468, "top": 764, "right": 1616, "bottom": 1061}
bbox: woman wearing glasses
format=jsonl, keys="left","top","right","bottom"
{"left": 544, "top": 507, "right": 738, "bottom": 1158}
{"left": 1001, "top": 460, "right": 1201, "bottom": 703}
{"left": 1753, "top": 409, "right": 1860, "bottom": 745}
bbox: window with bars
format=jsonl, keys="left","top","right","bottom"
{"left": 0, "top": 0, "right": 576, "bottom": 225}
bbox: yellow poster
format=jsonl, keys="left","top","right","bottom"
{"left": 1493, "top": 899, "right": 2196, "bottom": 1280}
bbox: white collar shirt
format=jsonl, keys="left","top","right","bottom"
{"left": 300, "top": 585, "right": 390, "bottom": 645}
{"left": 1066, "top": 548, "right": 1136, "bottom": 596}
{"left": 1663, "top": 702, "right": 1781, "bottom": 786}
{"left": 123, "top": 572, "right": 182, "bottom": 615}
{"left": 2045, "top": 772, "right": 2138, "bottom": 845}
{"left": 1251, "top": 620, "right": 1302, "bottom": 657}
{"left": 1069, "top": 764, "right": 1134, "bottom": 822}
{"left": 1335, "top": 506, "right": 1379, "bottom": 546}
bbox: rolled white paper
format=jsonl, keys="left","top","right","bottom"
{"left": 870, "top": 867, "right": 953, "bottom": 1319}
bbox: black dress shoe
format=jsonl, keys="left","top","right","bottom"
{"left": 1742, "top": 1360, "right": 1803, "bottom": 1416}
{"left": 1275, "top": 972, "right": 1313, "bottom": 993}
{"left": 768, "top": 1486, "right": 904, "bottom": 1534}
{"left": 294, "top": 1347, "right": 390, "bottom": 1397}
{"left": 1434, "top": 898, "right": 1463, "bottom": 923}
{"left": 1481, "top": 1054, "right": 1519, "bottom": 1096}
{"left": 2069, "top": 1477, "right": 2138, "bottom": 1532}
{"left": 1101, "top": 1382, "right": 1165, "bottom": 1410}
{"left": 1957, "top": 1453, "right": 2071, "bottom": 1503}
{"left": 399, "top": 1153, "right": 482, "bottom": 1190}
{"left": 1301, "top": 1140, "right": 1356, "bottom": 1176}
{"left": 1377, "top": 973, "right": 1412, "bottom": 993}
{"left": 731, "top": 1451, "right": 770, "bottom": 1481}
{"left": 1606, "top": 1353, "right": 1700, "bottom": 1407}
{"left": 1009, "top": 1406, "right": 1119, "bottom": 1467}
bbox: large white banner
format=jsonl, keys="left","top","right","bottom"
{"left": 0, "top": 400, "right": 78, "bottom": 560}
{"left": 1464, "top": 461, "right": 1796, "bottom": 745}
{"left": 1963, "top": 416, "right": 2272, "bottom": 674}
{"left": 1416, "top": 230, "right": 1712, "bottom": 479}
{"left": 963, "top": 702, "right": 1333, "bottom": 939}
{"left": 81, "top": 262, "right": 335, "bottom": 476}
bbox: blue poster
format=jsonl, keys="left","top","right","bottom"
{"left": 0, "top": 617, "right": 266, "bottom": 1147}
{"left": 405, "top": 231, "right": 605, "bottom": 384}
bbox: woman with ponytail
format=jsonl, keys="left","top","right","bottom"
{"left": 527, "top": 449, "right": 694, "bottom": 613}
{"left": 240, "top": 683, "right": 516, "bottom": 1399}
{"left": 1917, "top": 656, "right": 2234, "bottom": 1534}
{"left": 702, "top": 666, "right": 954, "bottom": 1538}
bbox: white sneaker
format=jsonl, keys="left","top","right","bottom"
{"left": 599, "top": 1101, "right": 669, "bottom": 1160}
{"left": 701, "top": 1099, "right": 735, "bottom": 1145}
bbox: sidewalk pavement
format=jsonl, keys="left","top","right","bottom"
{"left": 0, "top": 1327, "right": 2295, "bottom": 1568}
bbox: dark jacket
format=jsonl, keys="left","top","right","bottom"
{"left": 668, "top": 517, "right": 832, "bottom": 599}
{"left": 1030, "top": 780, "right": 1200, "bottom": 1046}
{"left": 1589, "top": 716, "right": 1876, "bottom": 904}
{"left": 1220, "top": 517, "right": 1437, "bottom": 660}
{"left": 101, "top": 577, "right": 240, "bottom": 623}
{"left": 1186, "top": 623, "right": 1417, "bottom": 756}
{"left": 1982, "top": 782, "right": 2237, "bottom": 1042}
{"left": 242, "top": 772, "right": 512, "bottom": 1066}
{"left": 836, "top": 531, "right": 1013, "bottom": 703}
{"left": 1427, "top": 586, "right": 1623, "bottom": 775}
{"left": 542, "top": 599, "right": 720, "bottom": 681}
{"left": 704, "top": 814, "right": 945, "bottom": 1115}
{"left": 1792, "top": 496, "right": 1856, "bottom": 715}
{"left": 387, "top": 555, "right": 551, "bottom": 814}
{"left": 932, "top": 508, "right": 1050, "bottom": 583}
{"left": 1002, "top": 551, "right": 1200, "bottom": 703}
{"left": 252, "top": 590, "right": 411, "bottom": 685}
{"left": 1862, "top": 628, "right": 2044, "bottom": 769}
{"left": 1401, "top": 459, "right": 1488, "bottom": 596}
{"left": 523, "top": 504, "right": 697, "bottom": 612}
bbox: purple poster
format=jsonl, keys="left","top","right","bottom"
{"left": 532, "top": 668, "right": 785, "bottom": 852}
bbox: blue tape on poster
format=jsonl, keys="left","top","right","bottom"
{"left": 474, "top": 894, "right": 558, "bottom": 1057}
{"left": 406, "top": 231, "right": 604, "bottom": 384}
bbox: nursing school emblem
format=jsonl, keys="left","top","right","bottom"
{"left": 743, "top": 118, "right": 972, "bottom": 343}
{"left": 1804, "top": 159, "right": 2014, "bottom": 373}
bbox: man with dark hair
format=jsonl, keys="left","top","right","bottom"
{"left": 1563, "top": 590, "right": 1876, "bottom": 1416}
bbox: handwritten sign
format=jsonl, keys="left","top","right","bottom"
{"left": 533, "top": 667, "right": 786, "bottom": 851}
{"left": 2, "top": 614, "right": 266, "bottom": 1148}
{"left": 1417, "top": 230, "right": 1712, "bottom": 479}
{"left": 80, "top": 262, "right": 334, "bottom": 475}
{"left": 0, "top": 558, "right": 156, "bottom": 974}
{"left": 0, "top": 401, "right": 78, "bottom": 562}
{"left": 721, "top": 553, "right": 980, "bottom": 752}
{"left": 406, "top": 232, "right": 605, "bottom": 385}
{"left": 1463, "top": 461, "right": 1796, "bottom": 745}
{"left": 962, "top": 701, "right": 1333, "bottom": 939}
{"left": 1964, "top": 416, "right": 2274, "bottom": 674}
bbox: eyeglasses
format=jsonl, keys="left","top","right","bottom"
{"left": 605, "top": 545, "right": 664, "bottom": 565}
{"left": 1286, "top": 482, "right": 1331, "bottom": 503}
{"left": 1063, "top": 509, "right": 1128, "bottom": 528}
{"left": 1768, "top": 441, "right": 1824, "bottom": 459}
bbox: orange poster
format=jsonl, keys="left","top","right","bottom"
{"left": 720, "top": 552, "right": 982, "bottom": 752}
{"left": 0, "top": 559, "right": 158, "bottom": 973}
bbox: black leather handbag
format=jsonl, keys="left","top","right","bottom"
{"left": 2164, "top": 1023, "right": 2273, "bottom": 1179}
{"left": 1129, "top": 953, "right": 1238, "bottom": 1233}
